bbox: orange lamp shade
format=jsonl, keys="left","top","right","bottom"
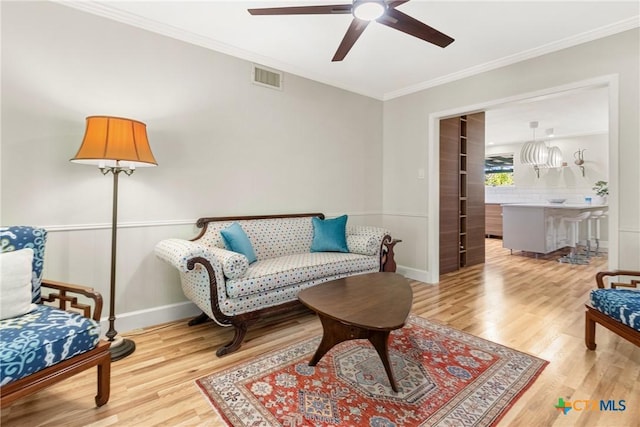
{"left": 71, "top": 116, "right": 157, "bottom": 168}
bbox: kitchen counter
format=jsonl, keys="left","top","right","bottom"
{"left": 501, "top": 204, "right": 608, "bottom": 254}
{"left": 501, "top": 203, "right": 607, "bottom": 209}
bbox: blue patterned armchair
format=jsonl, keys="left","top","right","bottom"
{"left": 0, "top": 226, "right": 111, "bottom": 408}
{"left": 585, "top": 270, "right": 640, "bottom": 350}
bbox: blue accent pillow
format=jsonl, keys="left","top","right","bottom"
{"left": 220, "top": 223, "right": 257, "bottom": 264}
{"left": 311, "top": 215, "right": 349, "bottom": 253}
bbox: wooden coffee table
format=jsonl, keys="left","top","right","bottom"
{"left": 298, "top": 272, "right": 412, "bottom": 392}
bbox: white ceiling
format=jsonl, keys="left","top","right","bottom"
{"left": 58, "top": 1, "right": 637, "bottom": 142}
{"left": 485, "top": 86, "right": 610, "bottom": 145}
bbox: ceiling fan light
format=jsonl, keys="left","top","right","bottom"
{"left": 353, "top": 0, "right": 386, "bottom": 21}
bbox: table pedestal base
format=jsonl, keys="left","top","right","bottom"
{"left": 309, "top": 315, "right": 398, "bottom": 392}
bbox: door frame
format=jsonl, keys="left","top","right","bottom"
{"left": 426, "top": 75, "right": 619, "bottom": 283}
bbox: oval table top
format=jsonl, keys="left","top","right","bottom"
{"left": 298, "top": 272, "right": 413, "bottom": 331}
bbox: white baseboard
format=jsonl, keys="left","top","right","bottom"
{"left": 396, "top": 265, "right": 434, "bottom": 284}
{"left": 104, "top": 268, "right": 436, "bottom": 336}
{"left": 101, "top": 301, "right": 201, "bottom": 336}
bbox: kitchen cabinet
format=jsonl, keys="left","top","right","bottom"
{"left": 485, "top": 204, "right": 503, "bottom": 237}
{"left": 502, "top": 203, "right": 608, "bottom": 254}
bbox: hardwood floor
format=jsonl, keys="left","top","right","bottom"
{"left": 2, "top": 239, "right": 639, "bottom": 426}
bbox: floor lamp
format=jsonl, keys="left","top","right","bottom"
{"left": 71, "top": 116, "right": 157, "bottom": 361}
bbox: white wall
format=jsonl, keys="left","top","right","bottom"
{"left": 486, "top": 134, "right": 610, "bottom": 245}
{"left": 1, "top": 2, "right": 384, "bottom": 331}
{"left": 486, "top": 133, "right": 609, "bottom": 202}
{"left": 383, "top": 28, "right": 639, "bottom": 279}
{"left": 2, "top": 2, "right": 638, "bottom": 331}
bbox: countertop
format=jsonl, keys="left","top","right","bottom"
{"left": 501, "top": 203, "right": 608, "bottom": 209}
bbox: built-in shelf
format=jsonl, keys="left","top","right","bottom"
{"left": 459, "top": 115, "right": 468, "bottom": 268}
{"left": 439, "top": 112, "right": 485, "bottom": 274}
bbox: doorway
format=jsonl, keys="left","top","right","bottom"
{"left": 428, "top": 76, "right": 617, "bottom": 282}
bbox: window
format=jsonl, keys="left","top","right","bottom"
{"left": 485, "top": 154, "right": 514, "bottom": 186}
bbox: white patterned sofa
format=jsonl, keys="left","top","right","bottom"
{"left": 154, "top": 213, "right": 398, "bottom": 356}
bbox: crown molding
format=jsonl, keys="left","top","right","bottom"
{"left": 53, "top": 2, "right": 638, "bottom": 102}
{"left": 383, "top": 16, "right": 639, "bottom": 100}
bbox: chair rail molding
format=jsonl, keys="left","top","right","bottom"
{"left": 41, "top": 219, "right": 198, "bottom": 232}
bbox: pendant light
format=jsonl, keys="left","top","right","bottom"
{"left": 520, "top": 121, "right": 548, "bottom": 177}
{"left": 544, "top": 128, "right": 563, "bottom": 168}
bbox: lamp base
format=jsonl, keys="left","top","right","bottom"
{"left": 108, "top": 336, "right": 136, "bottom": 361}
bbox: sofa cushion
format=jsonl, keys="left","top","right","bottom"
{"left": 590, "top": 289, "right": 640, "bottom": 331}
{"left": 311, "top": 215, "right": 348, "bottom": 253}
{"left": 225, "top": 252, "right": 378, "bottom": 299}
{"left": 0, "top": 249, "right": 37, "bottom": 320}
{"left": 220, "top": 222, "right": 257, "bottom": 264}
{"left": 0, "top": 304, "right": 101, "bottom": 385}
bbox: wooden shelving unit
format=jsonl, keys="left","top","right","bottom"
{"left": 439, "top": 113, "right": 485, "bottom": 275}
{"left": 459, "top": 116, "right": 468, "bottom": 267}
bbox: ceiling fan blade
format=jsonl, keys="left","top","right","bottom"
{"left": 332, "top": 18, "right": 370, "bottom": 62}
{"left": 378, "top": 7, "right": 454, "bottom": 48}
{"left": 248, "top": 4, "right": 352, "bottom": 15}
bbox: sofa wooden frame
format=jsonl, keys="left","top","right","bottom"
{"left": 585, "top": 270, "right": 640, "bottom": 350}
{"left": 0, "top": 280, "right": 111, "bottom": 408}
{"left": 186, "top": 212, "right": 399, "bottom": 356}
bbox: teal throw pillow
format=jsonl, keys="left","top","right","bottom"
{"left": 220, "top": 222, "right": 257, "bottom": 264}
{"left": 311, "top": 215, "right": 349, "bottom": 253}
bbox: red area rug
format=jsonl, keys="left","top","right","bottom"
{"left": 197, "top": 315, "right": 547, "bottom": 426}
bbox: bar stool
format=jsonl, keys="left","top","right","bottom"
{"left": 559, "top": 211, "right": 591, "bottom": 264}
{"left": 591, "top": 211, "right": 607, "bottom": 256}
{"left": 585, "top": 210, "right": 604, "bottom": 257}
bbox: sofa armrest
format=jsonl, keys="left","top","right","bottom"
{"left": 155, "top": 239, "right": 249, "bottom": 279}
{"left": 155, "top": 238, "right": 237, "bottom": 326}
{"left": 154, "top": 239, "right": 219, "bottom": 272}
{"left": 347, "top": 226, "right": 390, "bottom": 256}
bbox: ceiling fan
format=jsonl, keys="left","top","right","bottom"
{"left": 248, "top": 0, "right": 454, "bottom": 62}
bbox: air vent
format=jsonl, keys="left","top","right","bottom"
{"left": 252, "top": 64, "right": 283, "bottom": 90}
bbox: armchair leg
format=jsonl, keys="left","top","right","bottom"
{"left": 585, "top": 310, "right": 597, "bottom": 351}
{"left": 95, "top": 349, "right": 111, "bottom": 407}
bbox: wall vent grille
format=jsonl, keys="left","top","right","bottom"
{"left": 252, "top": 64, "right": 283, "bottom": 90}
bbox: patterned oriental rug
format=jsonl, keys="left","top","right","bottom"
{"left": 197, "top": 315, "right": 547, "bottom": 427}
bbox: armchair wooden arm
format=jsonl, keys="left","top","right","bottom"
{"left": 40, "top": 279, "right": 103, "bottom": 321}
{"left": 595, "top": 270, "right": 640, "bottom": 289}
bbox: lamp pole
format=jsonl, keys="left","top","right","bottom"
{"left": 102, "top": 163, "right": 136, "bottom": 361}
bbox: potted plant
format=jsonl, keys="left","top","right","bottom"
{"left": 592, "top": 180, "right": 608, "bottom": 204}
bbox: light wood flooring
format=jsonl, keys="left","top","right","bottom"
{"left": 2, "top": 239, "right": 639, "bottom": 426}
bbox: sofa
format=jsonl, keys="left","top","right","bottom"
{"left": 155, "top": 213, "right": 398, "bottom": 356}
